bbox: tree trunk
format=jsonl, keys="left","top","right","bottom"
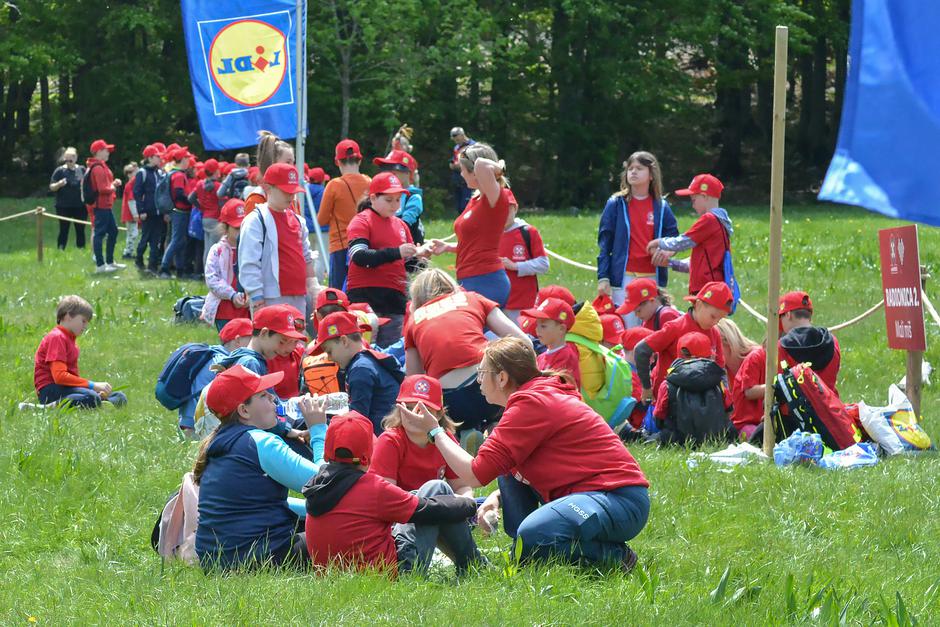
{"left": 40, "top": 75, "right": 53, "bottom": 170}
{"left": 714, "top": 33, "right": 750, "bottom": 178}
{"left": 339, "top": 48, "right": 351, "bottom": 139}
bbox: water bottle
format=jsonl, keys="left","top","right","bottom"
{"left": 322, "top": 392, "right": 349, "bottom": 415}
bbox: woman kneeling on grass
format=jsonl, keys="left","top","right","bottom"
{"left": 400, "top": 337, "right": 650, "bottom": 569}
{"left": 193, "top": 365, "right": 328, "bottom": 572}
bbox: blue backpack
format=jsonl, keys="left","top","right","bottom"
{"left": 155, "top": 343, "right": 226, "bottom": 410}
{"left": 720, "top": 225, "right": 741, "bottom": 314}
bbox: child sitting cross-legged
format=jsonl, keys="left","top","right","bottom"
{"left": 520, "top": 297, "right": 581, "bottom": 389}
{"left": 33, "top": 295, "right": 127, "bottom": 409}
{"left": 303, "top": 411, "right": 480, "bottom": 577}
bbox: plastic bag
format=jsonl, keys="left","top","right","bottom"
{"left": 773, "top": 430, "right": 824, "bottom": 466}
{"left": 819, "top": 442, "right": 880, "bottom": 470}
{"left": 857, "top": 384, "right": 932, "bottom": 455}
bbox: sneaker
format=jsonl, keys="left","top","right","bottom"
{"left": 157, "top": 271, "right": 173, "bottom": 279}
{"left": 95, "top": 264, "right": 117, "bottom": 273}
{"left": 621, "top": 546, "right": 638, "bottom": 574}
{"left": 106, "top": 262, "right": 127, "bottom": 270}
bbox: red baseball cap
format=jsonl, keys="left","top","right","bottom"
{"left": 312, "top": 311, "right": 366, "bottom": 355}
{"left": 218, "top": 318, "right": 254, "bottom": 344}
{"left": 617, "top": 278, "right": 658, "bottom": 315}
{"left": 222, "top": 162, "right": 235, "bottom": 176}
{"left": 248, "top": 166, "right": 261, "bottom": 184}
{"left": 324, "top": 411, "right": 375, "bottom": 465}
{"left": 521, "top": 297, "right": 575, "bottom": 331}
{"left": 677, "top": 332, "right": 713, "bottom": 359}
{"left": 536, "top": 285, "right": 576, "bottom": 307}
{"left": 334, "top": 139, "right": 362, "bottom": 161}
{"left": 172, "top": 146, "right": 191, "bottom": 162}
{"left": 683, "top": 281, "right": 734, "bottom": 313}
{"left": 621, "top": 326, "right": 653, "bottom": 350}
{"left": 592, "top": 294, "right": 616, "bottom": 315}
{"left": 264, "top": 163, "right": 304, "bottom": 194}
{"left": 675, "top": 174, "right": 724, "bottom": 198}
{"left": 203, "top": 158, "right": 220, "bottom": 175}
{"left": 397, "top": 375, "right": 444, "bottom": 411}
{"left": 373, "top": 149, "right": 418, "bottom": 172}
{"left": 779, "top": 291, "right": 813, "bottom": 316}
{"left": 600, "top": 314, "right": 625, "bottom": 345}
{"left": 219, "top": 198, "right": 247, "bottom": 228}
{"left": 315, "top": 288, "right": 350, "bottom": 312}
{"left": 142, "top": 145, "right": 160, "bottom": 158}
{"left": 152, "top": 142, "right": 167, "bottom": 153}
{"left": 518, "top": 312, "right": 536, "bottom": 334}
{"left": 253, "top": 304, "right": 307, "bottom": 340}
{"left": 206, "top": 365, "right": 283, "bottom": 418}
{"left": 369, "top": 171, "right": 410, "bottom": 196}
{"left": 90, "top": 139, "right": 115, "bottom": 154}
{"left": 308, "top": 166, "right": 330, "bottom": 183}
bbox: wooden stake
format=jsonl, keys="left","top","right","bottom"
{"left": 762, "top": 26, "right": 789, "bottom": 457}
{"left": 906, "top": 350, "right": 923, "bottom": 419}
{"left": 36, "top": 206, "right": 44, "bottom": 263}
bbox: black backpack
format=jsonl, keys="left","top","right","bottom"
{"left": 81, "top": 162, "right": 102, "bottom": 207}
{"left": 661, "top": 358, "right": 734, "bottom": 446}
{"left": 231, "top": 175, "right": 249, "bottom": 201}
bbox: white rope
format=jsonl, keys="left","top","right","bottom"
{"left": 0, "top": 207, "right": 42, "bottom": 222}
{"left": 545, "top": 247, "right": 598, "bottom": 272}
{"left": 923, "top": 290, "right": 940, "bottom": 329}
{"left": 737, "top": 298, "right": 768, "bottom": 324}
{"left": 829, "top": 300, "right": 884, "bottom": 333}
{"left": 42, "top": 211, "right": 127, "bottom": 232}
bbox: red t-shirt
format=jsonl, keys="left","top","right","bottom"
{"left": 499, "top": 224, "right": 547, "bottom": 310}
{"left": 536, "top": 342, "right": 582, "bottom": 389}
{"left": 731, "top": 346, "right": 765, "bottom": 430}
{"left": 403, "top": 291, "right": 498, "bottom": 379}
{"left": 197, "top": 180, "right": 221, "bottom": 220}
{"left": 306, "top": 471, "right": 419, "bottom": 573}
{"left": 471, "top": 376, "right": 649, "bottom": 502}
{"left": 684, "top": 211, "right": 729, "bottom": 294}
{"left": 346, "top": 209, "right": 412, "bottom": 294}
{"left": 120, "top": 178, "right": 135, "bottom": 222}
{"left": 215, "top": 246, "right": 249, "bottom": 321}
{"left": 266, "top": 342, "right": 304, "bottom": 399}
{"left": 271, "top": 208, "right": 307, "bottom": 296}
{"left": 643, "top": 312, "right": 726, "bottom": 393}
{"left": 625, "top": 196, "right": 655, "bottom": 274}
{"left": 454, "top": 188, "right": 512, "bottom": 279}
{"left": 642, "top": 305, "right": 683, "bottom": 331}
{"left": 34, "top": 326, "right": 81, "bottom": 392}
{"left": 370, "top": 427, "right": 458, "bottom": 492}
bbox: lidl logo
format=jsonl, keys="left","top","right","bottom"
{"left": 198, "top": 11, "right": 294, "bottom": 115}
{"left": 327, "top": 325, "right": 338, "bottom": 336}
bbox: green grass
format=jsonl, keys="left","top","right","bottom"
{"left": 1, "top": 197, "right": 939, "bottom": 624}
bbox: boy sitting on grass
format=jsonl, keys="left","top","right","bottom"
{"left": 33, "top": 295, "right": 127, "bottom": 409}
{"left": 520, "top": 297, "right": 581, "bottom": 388}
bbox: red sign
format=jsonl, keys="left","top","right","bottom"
{"left": 878, "top": 225, "right": 926, "bottom": 351}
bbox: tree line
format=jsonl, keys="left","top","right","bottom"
{"left": 0, "top": 0, "right": 849, "bottom": 212}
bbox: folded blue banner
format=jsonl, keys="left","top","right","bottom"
{"left": 818, "top": 0, "right": 940, "bottom": 227}
{"left": 181, "top": 0, "right": 306, "bottom": 150}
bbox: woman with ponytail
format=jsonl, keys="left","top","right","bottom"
{"left": 427, "top": 143, "right": 514, "bottom": 307}
{"left": 399, "top": 336, "right": 650, "bottom": 570}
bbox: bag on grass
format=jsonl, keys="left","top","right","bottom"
{"left": 174, "top": 296, "right": 205, "bottom": 323}
{"left": 150, "top": 472, "right": 200, "bottom": 566}
{"left": 773, "top": 430, "right": 824, "bottom": 466}
{"left": 155, "top": 342, "right": 226, "bottom": 410}
{"left": 772, "top": 362, "right": 859, "bottom": 451}
{"left": 818, "top": 442, "right": 879, "bottom": 470}
{"left": 661, "top": 357, "right": 735, "bottom": 446}
{"left": 565, "top": 334, "right": 637, "bottom": 429}
{"left": 857, "top": 384, "right": 933, "bottom": 455}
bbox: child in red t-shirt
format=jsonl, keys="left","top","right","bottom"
{"left": 498, "top": 192, "right": 549, "bottom": 323}
{"left": 522, "top": 297, "right": 581, "bottom": 388}
{"left": 120, "top": 162, "right": 140, "bottom": 259}
{"left": 33, "top": 295, "right": 127, "bottom": 409}
{"left": 202, "top": 198, "right": 250, "bottom": 331}
{"left": 615, "top": 277, "right": 682, "bottom": 331}
{"left": 346, "top": 172, "right": 424, "bottom": 347}
{"left": 304, "top": 411, "right": 479, "bottom": 576}
{"left": 647, "top": 174, "right": 733, "bottom": 295}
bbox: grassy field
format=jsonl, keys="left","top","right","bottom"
{"left": 1, "top": 197, "right": 939, "bottom": 624}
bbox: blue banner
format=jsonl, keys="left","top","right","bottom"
{"left": 818, "top": 0, "right": 940, "bottom": 227}
{"left": 181, "top": 0, "right": 306, "bottom": 150}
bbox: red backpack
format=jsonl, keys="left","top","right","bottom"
{"left": 772, "top": 362, "right": 859, "bottom": 450}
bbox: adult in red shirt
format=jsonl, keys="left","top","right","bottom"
{"left": 86, "top": 139, "right": 123, "bottom": 272}
{"left": 400, "top": 336, "right": 649, "bottom": 569}
{"left": 404, "top": 268, "right": 531, "bottom": 444}
{"left": 428, "top": 143, "right": 513, "bottom": 306}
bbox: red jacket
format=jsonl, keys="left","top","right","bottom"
{"left": 471, "top": 376, "right": 648, "bottom": 503}
{"left": 86, "top": 158, "right": 115, "bottom": 209}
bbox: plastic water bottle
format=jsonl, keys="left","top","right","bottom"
{"left": 322, "top": 392, "right": 349, "bottom": 414}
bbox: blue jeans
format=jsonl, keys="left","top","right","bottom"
{"left": 93, "top": 209, "right": 118, "bottom": 266}
{"left": 459, "top": 269, "right": 511, "bottom": 308}
{"left": 498, "top": 474, "right": 649, "bottom": 565}
{"left": 137, "top": 213, "right": 167, "bottom": 270}
{"left": 329, "top": 249, "right": 348, "bottom": 290}
{"left": 442, "top": 377, "right": 502, "bottom": 434}
{"left": 38, "top": 384, "right": 127, "bottom": 409}
{"left": 160, "top": 210, "right": 192, "bottom": 274}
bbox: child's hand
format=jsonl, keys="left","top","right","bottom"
{"left": 399, "top": 243, "right": 418, "bottom": 258}
{"left": 646, "top": 239, "right": 661, "bottom": 253}
{"left": 233, "top": 293, "right": 247, "bottom": 308}
{"left": 428, "top": 239, "right": 450, "bottom": 256}
{"left": 641, "top": 387, "right": 653, "bottom": 403}
{"left": 597, "top": 279, "right": 612, "bottom": 297}
{"left": 139, "top": 212, "right": 149, "bottom": 221}
{"left": 651, "top": 249, "right": 674, "bottom": 267}
{"left": 112, "top": 178, "right": 122, "bottom": 188}
{"left": 397, "top": 401, "right": 439, "bottom": 434}
{"left": 476, "top": 492, "right": 501, "bottom": 535}
{"left": 299, "top": 394, "right": 328, "bottom": 427}
{"left": 501, "top": 257, "right": 518, "bottom": 271}
{"left": 93, "top": 382, "right": 113, "bottom": 397}
{"left": 286, "top": 428, "right": 311, "bottom": 445}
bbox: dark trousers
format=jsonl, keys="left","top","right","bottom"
{"left": 38, "top": 383, "right": 127, "bottom": 409}
{"left": 161, "top": 210, "right": 192, "bottom": 275}
{"left": 137, "top": 214, "right": 167, "bottom": 271}
{"left": 329, "top": 249, "right": 348, "bottom": 290}
{"left": 55, "top": 205, "right": 87, "bottom": 249}
{"left": 442, "top": 378, "right": 503, "bottom": 435}
{"left": 93, "top": 208, "right": 118, "bottom": 266}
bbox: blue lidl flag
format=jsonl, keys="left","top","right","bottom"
{"left": 181, "top": 0, "right": 306, "bottom": 150}
{"left": 819, "top": 0, "right": 940, "bottom": 227}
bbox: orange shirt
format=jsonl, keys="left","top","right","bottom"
{"left": 317, "top": 173, "right": 371, "bottom": 253}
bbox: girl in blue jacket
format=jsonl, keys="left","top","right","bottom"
{"left": 597, "top": 151, "right": 679, "bottom": 327}
{"left": 192, "top": 365, "right": 327, "bottom": 571}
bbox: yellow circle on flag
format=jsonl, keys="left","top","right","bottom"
{"left": 209, "top": 20, "right": 288, "bottom": 107}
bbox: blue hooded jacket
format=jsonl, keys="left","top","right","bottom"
{"left": 195, "top": 421, "right": 325, "bottom": 570}
{"left": 597, "top": 196, "right": 679, "bottom": 288}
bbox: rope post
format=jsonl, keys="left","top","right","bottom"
{"left": 906, "top": 267, "right": 928, "bottom": 418}
{"left": 36, "top": 207, "right": 45, "bottom": 263}
{"left": 762, "top": 26, "right": 789, "bottom": 458}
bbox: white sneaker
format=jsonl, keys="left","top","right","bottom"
{"left": 106, "top": 262, "right": 127, "bottom": 270}
{"left": 95, "top": 264, "right": 117, "bottom": 273}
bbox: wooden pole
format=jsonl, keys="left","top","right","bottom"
{"left": 762, "top": 26, "right": 789, "bottom": 457}
{"left": 906, "top": 268, "right": 928, "bottom": 418}
{"left": 36, "top": 206, "right": 44, "bottom": 263}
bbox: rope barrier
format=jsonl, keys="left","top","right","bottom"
{"left": 829, "top": 300, "right": 885, "bottom": 333}
{"left": 545, "top": 248, "right": 599, "bottom": 272}
{"left": 0, "top": 207, "right": 42, "bottom": 222}
{"left": 923, "top": 291, "right": 940, "bottom": 330}
{"left": 42, "top": 211, "right": 127, "bottom": 232}
{"left": 737, "top": 298, "right": 768, "bottom": 324}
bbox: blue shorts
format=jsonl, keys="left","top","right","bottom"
{"left": 459, "top": 270, "right": 511, "bottom": 307}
